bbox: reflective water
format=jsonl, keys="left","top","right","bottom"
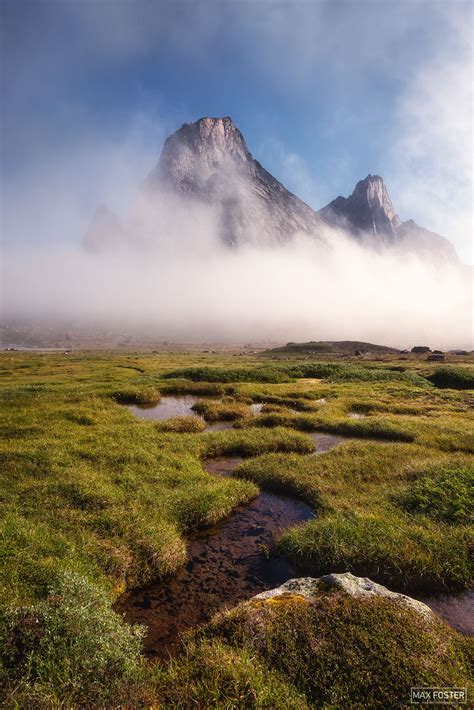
{"left": 128, "top": 395, "right": 199, "bottom": 420}
{"left": 310, "top": 431, "right": 349, "bottom": 453}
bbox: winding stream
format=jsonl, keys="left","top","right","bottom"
{"left": 121, "top": 398, "right": 472, "bottom": 656}
{"left": 118, "top": 457, "right": 314, "bottom": 658}
{"left": 118, "top": 433, "right": 347, "bottom": 658}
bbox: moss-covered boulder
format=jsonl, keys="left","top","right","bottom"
{"left": 172, "top": 574, "right": 473, "bottom": 709}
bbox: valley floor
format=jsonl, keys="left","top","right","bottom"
{"left": 0, "top": 349, "right": 472, "bottom": 707}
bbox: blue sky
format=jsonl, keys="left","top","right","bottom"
{"left": 2, "top": 0, "right": 472, "bottom": 261}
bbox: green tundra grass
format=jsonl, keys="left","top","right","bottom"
{"left": 0, "top": 349, "right": 472, "bottom": 706}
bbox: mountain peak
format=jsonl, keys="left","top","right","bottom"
{"left": 319, "top": 173, "right": 400, "bottom": 241}
{"left": 318, "top": 175, "right": 458, "bottom": 261}
{"left": 177, "top": 116, "right": 247, "bottom": 149}
{"left": 145, "top": 116, "right": 325, "bottom": 245}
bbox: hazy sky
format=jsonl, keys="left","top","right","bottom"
{"left": 1, "top": 0, "right": 473, "bottom": 262}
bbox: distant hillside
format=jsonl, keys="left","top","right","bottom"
{"left": 260, "top": 341, "right": 401, "bottom": 358}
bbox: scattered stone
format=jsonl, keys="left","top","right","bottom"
{"left": 427, "top": 354, "right": 445, "bottom": 362}
{"left": 411, "top": 346, "right": 431, "bottom": 354}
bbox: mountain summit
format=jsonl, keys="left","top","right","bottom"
{"left": 319, "top": 174, "right": 457, "bottom": 260}
{"left": 319, "top": 175, "right": 400, "bottom": 242}
{"left": 145, "top": 116, "right": 326, "bottom": 245}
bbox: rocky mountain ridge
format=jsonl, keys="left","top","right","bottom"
{"left": 84, "top": 116, "right": 459, "bottom": 261}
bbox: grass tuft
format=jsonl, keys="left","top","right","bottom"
{"left": 394, "top": 458, "right": 474, "bottom": 524}
{"left": 111, "top": 386, "right": 161, "bottom": 406}
{"left": 155, "top": 416, "right": 206, "bottom": 433}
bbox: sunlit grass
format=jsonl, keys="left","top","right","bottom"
{"left": 0, "top": 349, "right": 472, "bottom": 705}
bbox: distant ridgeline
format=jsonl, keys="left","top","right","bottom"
{"left": 83, "top": 117, "right": 459, "bottom": 263}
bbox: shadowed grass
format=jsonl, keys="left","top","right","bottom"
{"left": 279, "top": 512, "right": 472, "bottom": 592}
{"left": 426, "top": 365, "right": 474, "bottom": 389}
{"left": 239, "top": 409, "right": 415, "bottom": 441}
{"left": 237, "top": 443, "right": 473, "bottom": 592}
{"left": 192, "top": 397, "right": 252, "bottom": 421}
{"left": 111, "top": 386, "right": 161, "bottom": 406}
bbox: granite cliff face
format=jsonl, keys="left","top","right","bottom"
{"left": 145, "top": 116, "right": 326, "bottom": 245}
{"left": 319, "top": 174, "right": 457, "bottom": 260}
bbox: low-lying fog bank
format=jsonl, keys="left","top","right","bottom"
{"left": 3, "top": 230, "right": 472, "bottom": 351}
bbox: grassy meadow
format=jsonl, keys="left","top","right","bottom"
{"left": 0, "top": 348, "right": 472, "bottom": 706}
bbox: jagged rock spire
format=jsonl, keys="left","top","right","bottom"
{"left": 319, "top": 174, "right": 401, "bottom": 241}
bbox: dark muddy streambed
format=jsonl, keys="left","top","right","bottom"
{"left": 118, "top": 418, "right": 346, "bottom": 658}
{"left": 118, "top": 455, "right": 314, "bottom": 658}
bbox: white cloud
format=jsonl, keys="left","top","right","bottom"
{"left": 387, "top": 5, "right": 473, "bottom": 263}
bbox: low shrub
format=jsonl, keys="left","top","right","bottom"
{"left": 0, "top": 572, "right": 149, "bottom": 706}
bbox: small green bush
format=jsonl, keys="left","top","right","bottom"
{"left": 0, "top": 572, "right": 148, "bottom": 706}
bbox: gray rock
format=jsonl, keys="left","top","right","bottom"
{"left": 412, "top": 346, "right": 431, "bottom": 353}
{"left": 82, "top": 117, "right": 459, "bottom": 261}
{"left": 146, "top": 116, "right": 327, "bottom": 247}
{"left": 253, "top": 573, "right": 433, "bottom": 618}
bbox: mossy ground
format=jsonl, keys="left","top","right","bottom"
{"left": 0, "top": 349, "right": 473, "bottom": 705}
